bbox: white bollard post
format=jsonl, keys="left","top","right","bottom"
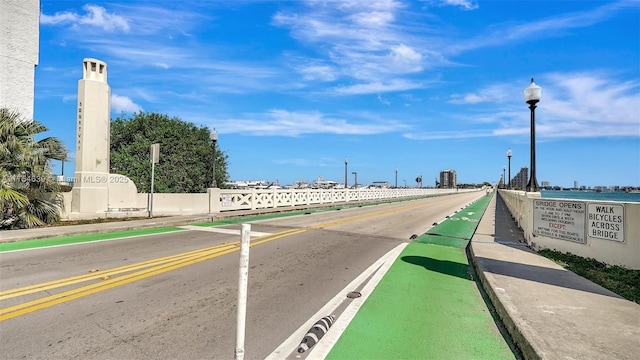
{"left": 235, "top": 224, "right": 251, "bottom": 360}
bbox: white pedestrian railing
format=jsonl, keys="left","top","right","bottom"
{"left": 211, "top": 187, "right": 477, "bottom": 212}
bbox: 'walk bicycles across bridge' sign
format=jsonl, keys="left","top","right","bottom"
{"left": 587, "top": 203, "right": 624, "bottom": 242}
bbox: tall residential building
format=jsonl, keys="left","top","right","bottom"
{"left": 439, "top": 169, "right": 457, "bottom": 189}
{"left": 0, "top": 0, "right": 40, "bottom": 120}
{"left": 512, "top": 167, "right": 528, "bottom": 190}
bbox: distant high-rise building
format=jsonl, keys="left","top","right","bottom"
{"left": 574, "top": 181, "right": 579, "bottom": 189}
{"left": 541, "top": 181, "right": 551, "bottom": 188}
{"left": 439, "top": 169, "right": 457, "bottom": 189}
{"left": 512, "top": 167, "right": 528, "bottom": 190}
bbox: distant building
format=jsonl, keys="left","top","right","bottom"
{"left": 370, "top": 181, "right": 390, "bottom": 188}
{"left": 574, "top": 181, "right": 579, "bottom": 189}
{"left": 541, "top": 181, "right": 551, "bottom": 188}
{"left": 512, "top": 167, "right": 528, "bottom": 190}
{"left": 439, "top": 169, "right": 457, "bottom": 189}
{"left": 0, "top": 0, "right": 40, "bottom": 120}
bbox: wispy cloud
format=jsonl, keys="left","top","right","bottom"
{"left": 212, "top": 109, "right": 410, "bottom": 136}
{"left": 273, "top": 0, "right": 436, "bottom": 93}
{"left": 446, "top": 0, "right": 638, "bottom": 54}
{"left": 538, "top": 72, "right": 640, "bottom": 137}
{"left": 449, "top": 84, "right": 513, "bottom": 104}
{"left": 444, "top": 72, "right": 640, "bottom": 139}
{"left": 41, "top": 4, "right": 130, "bottom": 32}
{"left": 432, "top": 0, "right": 479, "bottom": 11}
{"left": 333, "top": 79, "right": 425, "bottom": 94}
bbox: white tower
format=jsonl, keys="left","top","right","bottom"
{"left": 71, "top": 58, "right": 111, "bottom": 213}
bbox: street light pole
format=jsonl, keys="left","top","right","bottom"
{"left": 524, "top": 78, "right": 541, "bottom": 192}
{"left": 344, "top": 157, "right": 348, "bottom": 188}
{"left": 352, "top": 171, "right": 357, "bottom": 188}
{"left": 395, "top": 167, "right": 398, "bottom": 188}
{"left": 502, "top": 165, "right": 506, "bottom": 189}
{"left": 507, "top": 148, "right": 512, "bottom": 190}
{"left": 210, "top": 129, "right": 218, "bottom": 188}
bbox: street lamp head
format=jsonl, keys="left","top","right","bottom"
{"left": 507, "top": 148, "right": 512, "bottom": 158}
{"left": 345, "top": 157, "right": 348, "bottom": 164}
{"left": 210, "top": 129, "right": 218, "bottom": 141}
{"left": 503, "top": 165, "right": 506, "bottom": 170}
{"left": 524, "top": 78, "right": 542, "bottom": 104}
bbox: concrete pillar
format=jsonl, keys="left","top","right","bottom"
{"left": 208, "top": 188, "right": 221, "bottom": 213}
{"left": 71, "top": 58, "right": 111, "bottom": 214}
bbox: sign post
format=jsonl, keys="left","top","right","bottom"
{"left": 235, "top": 224, "right": 251, "bottom": 360}
{"left": 149, "top": 143, "right": 160, "bottom": 218}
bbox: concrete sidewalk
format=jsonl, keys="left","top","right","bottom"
{"left": 470, "top": 193, "right": 640, "bottom": 359}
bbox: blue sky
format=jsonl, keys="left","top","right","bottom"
{"left": 35, "top": 0, "right": 639, "bottom": 188}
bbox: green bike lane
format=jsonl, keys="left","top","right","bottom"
{"left": 324, "top": 193, "right": 519, "bottom": 359}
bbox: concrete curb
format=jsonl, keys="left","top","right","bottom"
{"left": 469, "top": 245, "right": 539, "bottom": 360}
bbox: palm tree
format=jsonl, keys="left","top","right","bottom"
{"left": 0, "top": 107, "right": 67, "bottom": 229}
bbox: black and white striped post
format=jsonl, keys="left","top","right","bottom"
{"left": 235, "top": 224, "right": 251, "bottom": 360}
{"left": 297, "top": 315, "right": 335, "bottom": 353}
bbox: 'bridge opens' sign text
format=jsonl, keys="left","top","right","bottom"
{"left": 533, "top": 200, "right": 585, "bottom": 243}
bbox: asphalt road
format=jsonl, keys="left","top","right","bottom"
{"left": 0, "top": 191, "right": 485, "bottom": 360}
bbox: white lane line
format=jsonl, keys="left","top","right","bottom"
{"left": 265, "top": 242, "right": 408, "bottom": 360}
{"left": 0, "top": 230, "right": 190, "bottom": 253}
{"left": 177, "top": 225, "right": 272, "bottom": 237}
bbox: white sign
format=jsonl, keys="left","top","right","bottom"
{"left": 533, "top": 200, "right": 586, "bottom": 243}
{"left": 587, "top": 203, "right": 624, "bottom": 242}
{"left": 150, "top": 143, "right": 160, "bottom": 164}
{"left": 222, "top": 194, "right": 232, "bottom": 207}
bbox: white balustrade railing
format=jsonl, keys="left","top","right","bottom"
{"left": 211, "top": 187, "right": 477, "bottom": 212}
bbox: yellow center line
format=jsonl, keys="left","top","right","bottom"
{"left": 0, "top": 228, "right": 305, "bottom": 321}
{"left": 0, "top": 243, "right": 238, "bottom": 300}
{"left": 0, "top": 198, "right": 449, "bottom": 321}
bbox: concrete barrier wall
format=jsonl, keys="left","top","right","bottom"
{"left": 499, "top": 190, "right": 640, "bottom": 269}
{"left": 136, "top": 193, "right": 209, "bottom": 215}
